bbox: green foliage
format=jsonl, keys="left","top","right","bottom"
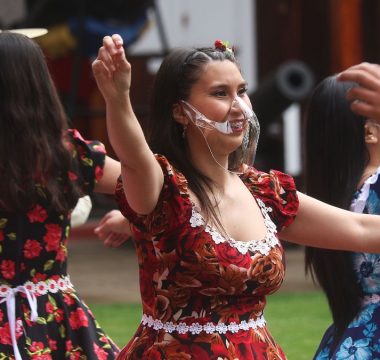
{"left": 90, "top": 291, "right": 331, "bottom": 359}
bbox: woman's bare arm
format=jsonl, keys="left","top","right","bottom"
{"left": 280, "top": 191, "right": 380, "bottom": 253}
{"left": 92, "top": 34, "right": 163, "bottom": 214}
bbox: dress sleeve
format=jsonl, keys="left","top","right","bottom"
{"left": 66, "top": 129, "right": 106, "bottom": 195}
{"left": 115, "top": 155, "right": 190, "bottom": 235}
{"left": 245, "top": 168, "right": 299, "bottom": 231}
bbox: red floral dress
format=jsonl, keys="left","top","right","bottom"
{"left": 115, "top": 155, "right": 298, "bottom": 360}
{"left": 0, "top": 130, "right": 119, "bottom": 360}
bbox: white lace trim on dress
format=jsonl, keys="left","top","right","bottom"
{"left": 350, "top": 167, "right": 380, "bottom": 213}
{"left": 190, "top": 198, "right": 279, "bottom": 255}
{"left": 141, "top": 313, "right": 266, "bottom": 334}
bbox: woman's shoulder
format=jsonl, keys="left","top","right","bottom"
{"left": 241, "top": 165, "right": 297, "bottom": 194}
{"left": 241, "top": 165, "right": 299, "bottom": 229}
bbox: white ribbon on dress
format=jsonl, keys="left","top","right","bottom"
{"left": 0, "top": 286, "right": 38, "bottom": 360}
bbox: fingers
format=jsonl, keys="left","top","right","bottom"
{"left": 337, "top": 63, "right": 380, "bottom": 90}
{"left": 350, "top": 101, "right": 380, "bottom": 120}
{"left": 104, "top": 233, "right": 130, "bottom": 248}
{"left": 99, "top": 35, "right": 130, "bottom": 72}
{"left": 346, "top": 87, "right": 379, "bottom": 105}
{"left": 336, "top": 62, "right": 380, "bottom": 120}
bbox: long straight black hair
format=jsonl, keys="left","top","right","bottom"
{"left": 0, "top": 33, "right": 81, "bottom": 213}
{"left": 304, "top": 76, "right": 368, "bottom": 352}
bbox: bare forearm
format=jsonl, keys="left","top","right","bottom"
{"left": 105, "top": 96, "right": 152, "bottom": 171}
{"left": 280, "top": 191, "right": 380, "bottom": 253}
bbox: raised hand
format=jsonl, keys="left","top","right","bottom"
{"left": 337, "top": 62, "right": 380, "bottom": 120}
{"left": 92, "top": 34, "right": 131, "bottom": 102}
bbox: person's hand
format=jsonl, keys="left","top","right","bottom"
{"left": 94, "top": 210, "right": 132, "bottom": 248}
{"left": 337, "top": 62, "right": 380, "bottom": 120}
{"left": 92, "top": 34, "right": 131, "bottom": 103}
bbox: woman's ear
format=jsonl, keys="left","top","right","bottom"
{"left": 365, "top": 123, "right": 379, "bottom": 144}
{"left": 172, "top": 103, "right": 188, "bottom": 125}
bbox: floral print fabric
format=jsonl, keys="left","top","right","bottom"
{"left": 315, "top": 167, "right": 380, "bottom": 360}
{"left": 115, "top": 155, "right": 299, "bottom": 360}
{"left": 0, "top": 129, "right": 119, "bottom": 359}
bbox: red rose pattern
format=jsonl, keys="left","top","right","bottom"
{"left": 27, "top": 205, "right": 48, "bottom": 223}
{"left": 0, "top": 130, "right": 119, "bottom": 359}
{"left": 116, "top": 155, "right": 298, "bottom": 360}
{"left": 24, "top": 239, "right": 42, "bottom": 259}
{"left": 69, "top": 308, "right": 89, "bottom": 330}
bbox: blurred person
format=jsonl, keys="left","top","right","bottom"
{"left": 0, "top": 32, "right": 120, "bottom": 359}
{"left": 93, "top": 35, "right": 380, "bottom": 359}
{"left": 305, "top": 63, "right": 380, "bottom": 359}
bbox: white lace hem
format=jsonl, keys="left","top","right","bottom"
{"left": 190, "top": 197, "right": 279, "bottom": 255}
{"left": 0, "top": 276, "right": 74, "bottom": 297}
{"left": 141, "top": 313, "right": 266, "bottom": 334}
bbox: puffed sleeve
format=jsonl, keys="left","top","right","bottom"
{"left": 115, "top": 155, "right": 191, "bottom": 236}
{"left": 66, "top": 129, "right": 106, "bottom": 195}
{"left": 244, "top": 167, "right": 299, "bottom": 231}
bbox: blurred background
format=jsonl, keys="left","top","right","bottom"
{"left": 0, "top": 1, "right": 377, "bottom": 357}
{"left": 2, "top": 0, "right": 376, "bottom": 185}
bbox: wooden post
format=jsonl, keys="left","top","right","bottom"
{"left": 329, "top": 0, "right": 363, "bottom": 73}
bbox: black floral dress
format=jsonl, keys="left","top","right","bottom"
{"left": 115, "top": 155, "right": 299, "bottom": 360}
{"left": 0, "top": 129, "right": 119, "bottom": 360}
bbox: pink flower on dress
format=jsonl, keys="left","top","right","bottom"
{"left": 65, "top": 340, "right": 73, "bottom": 352}
{"left": 48, "top": 338, "right": 57, "bottom": 351}
{"left": 33, "top": 273, "right": 47, "bottom": 282}
{"left": 94, "top": 165, "right": 104, "bottom": 181}
{"left": 0, "top": 324, "right": 12, "bottom": 345}
{"left": 44, "top": 224, "right": 62, "bottom": 251}
{"left": 55, "top": 309, "right": 64, "bottom": 323}
{"left": 69, "top": 308, "right": 89, "bottom": 330}
{"left": 46, "top": 302, "right": 55, "bottom": 314}
{"left": 63, "top": 293, "right": 75, "bottom": 306}
{"left": 27, "top": 205, "right": 48, "bottom": 223}
{"left": 68, "top": 171, "right": 78, "bottom": 181}
{"left": 24, "top": 239, "right": 42, "bottom": 259}
{"left": 31, "top": 355, "right": 51, "bottom": 360}
{"left": 29, "top": 341, "right": 45, "bottom": 353}
{"left": 65, "top": 340, "right": 82, "bottom": 360}
{"left": 55, "top": 246, "right": 66, "bottom": 262}
{"left": 1, "top": 260, "right": 15, "bottom": 280}
{"left": 93, "top": 343, "right": 108, "bottom": 360}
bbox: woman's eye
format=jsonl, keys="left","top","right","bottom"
{"left": 238, "top": 87, "right": 248, "bottom": 96}
{"left": 211, "top": 89, "right": 227, "bottom": 97}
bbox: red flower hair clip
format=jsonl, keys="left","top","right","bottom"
{"left": 214, "top": 39, "right": 235, "bottom": 54}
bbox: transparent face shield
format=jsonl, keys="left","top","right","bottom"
{"left": 181, "top": 96, "right": 260, "bottom": 173}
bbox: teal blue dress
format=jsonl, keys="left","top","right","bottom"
{"left": 315, "top": 167, "right": 380, "bottom": 359}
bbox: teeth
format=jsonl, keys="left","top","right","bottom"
{"left": 230, "top": 121, "right": 244, "bottom": 130}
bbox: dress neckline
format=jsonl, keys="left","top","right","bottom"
{"left": 189, "top": 197, "right": 279, "bottom": 255}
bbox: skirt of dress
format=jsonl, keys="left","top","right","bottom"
{"left": 0, "top": 287, "right": 119, "bottom": 359}
{"left": 314, "top": 302, "right": 380, "bottom": 359}
{"left": 116, "top": 323, "right": 286, "bottom": 360}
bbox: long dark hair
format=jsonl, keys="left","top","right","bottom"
{"left": 0, "top": 33, "right": 81, "bottom": 213}
{"left": 145, "top": 46, "right": 239, "bottom": 229}
{"left": 304, "top": 76, "right": 368, "bottom": 351}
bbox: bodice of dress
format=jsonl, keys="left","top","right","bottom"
{"left": 350, "top": 167, "right": 380, "bottom": 297}
{"left": 0, "top": 129, "right": 106, "bottom": 287}
{"left": 116, "top": 155, "right": 299, "bottom": 332}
